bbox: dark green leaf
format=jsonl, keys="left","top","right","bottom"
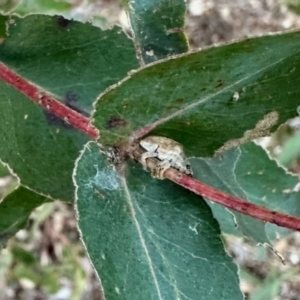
{"left": 0, "top": 15, "right": 139, "bottom": 113}
{"left": 191, "top": 143, "right": 300, "bottom": 242}
{"left": 75, "top": 141, "right": 243, "bottom": 300}
{"left": 0, "top": 14, "right": 139, "bottom": 200}
{"left": 128, "top": 0, "right": 188, "bottom": 63}
{"left": 11, "top": 246, "right": 36, "bottom": 265}
{"left": 0, "top": 186, "right": 50, "bottom": 249}
{"left": 0, "top": 80, "right": 89, "bottom": 201}
{"left": 0, "top": 15, "right": 8, "bottom": 39}
{"left": 94, "top": 32, "right": 300, "bottom": 156}
{"left": 0, "top": 161, "right": 9, "bottom": 177}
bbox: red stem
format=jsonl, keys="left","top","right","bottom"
{"left": 0, "top": 62, "right": 99, "bottom": 139}
{"left": 166, "top": 169, "right": 300, "bottom": 231}
{"left": 1, "top": 60, "right": 300, "bottom": 231}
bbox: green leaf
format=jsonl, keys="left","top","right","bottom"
{"left": 250, "top": 267, "right": 296, "bottom": 300}
{"left": 0, "top": 14, "right": 139, "bottom": 200}
{"left": 11, "top": 245, "right": 60, "bottom": 293}
{"left": 0, "top": 15, "right": 139, "bottom": 113}
{"left": 127, "top": 0, "right": 188, "bottom": 63}
{"left": 0, "top": 186, "right": 50, "bottom": 250}
{"left": 0, "top": 80, "right": 89, "bottom": 201}
{"left": 94, "top": 32, "right": 300, "bottom": 156}
{"left": 75, "top": 141, "right": 243, "bottom": 300}
{"left": 0, "top": 0, "right": 21, "bottom": 14}
{"left": 285, "top": 0, "right": 300, "bottom": 15}
{"left": 0, "top": 161, "right": 9, "bottom": 177}
{"left": 278, "top": 131, "right": 300, "bottom": 167}
{"left": 0, "top": 15, "right": 8, "bottom": 39}
{"left": 13, "top": 0, "right": 72, "bottom": 16}
{"left": 190, "top": 143, "right": 300, "bottom": 243}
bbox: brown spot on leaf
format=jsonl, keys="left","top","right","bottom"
{"left": 175, "top": 98, "right": 184, "bottom": 104}
{"left": 106, "top": 116, "right": 127, "bottom": 129}
{"left": 166, "top": 105, "right": 176, "bottom": 111}
{"left": 57, "top": 16, "right": 73, "bottom": 29}
{"left": 167, "top": 98, "right": 185, "bottom": 110}
{"left": 215, "top": 79, "right": 224, "bottom": 88}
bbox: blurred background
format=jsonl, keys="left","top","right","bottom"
{"left": 2, "top": 0, "right": 300, "bottom": 299}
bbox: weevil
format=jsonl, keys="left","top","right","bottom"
{"left": 139, "top": 136, "right": 192, "bottom": 179}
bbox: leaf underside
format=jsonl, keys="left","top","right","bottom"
{"left": 75, "top": 142, "right": 243, "bottom": 300}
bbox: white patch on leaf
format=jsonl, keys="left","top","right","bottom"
{"left": 217, "top": 111, "right": 279, "bottom": 153}
{"left": 189, "top": 223, "right": 199, "bottom": 235}
{"left": 233, "top": 92, "right": 239, "bottom": 101}
{"left": 92, "top": 165, "right": 120, "bottom": 190}
{"left": 115, "top": 287, "right": 120, "bottom": 295}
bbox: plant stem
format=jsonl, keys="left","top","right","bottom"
{"left": 166, "top": 168, "right": 300, "bottom": 231}
{"left": 129, "top": 145, "right": 300, "bottom": 231}
{"left": 0, "top": 62, "right": 99, "bottom": 139}
{"left": 2, "top": 61, "right": 300, "bottom": 231}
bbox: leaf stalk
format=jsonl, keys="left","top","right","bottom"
{"left": 2, "top": 61, "right": 300, "bottom": 231}
{"left": 0, "top": 61, "right": 99, "bottom": 139}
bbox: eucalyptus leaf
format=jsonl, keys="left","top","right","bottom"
{"left": 0, "top": 15, "right": 139, "bottom": 113}
{"left": 128, "top": 0, "right": 188, "bottom": 63}
{"left": 191, "top": 143, "right": 300, "bottom": 242}
{"left": 0, "top": 80, "right": 89, "bottom": 201}
{"left": 0, "top": 14, "right": 139, "bottom": 200}
{"left": 0, "top": 15, "right": 8, "bottom": 38}
{"left": 94, "top": 32, "right": 300, "bottom": 156}
{"left": 75, "top": 141, "right": 243, "bottom": 300}
{"left": 0, "top": 187, "right": 50, "bottom": 249}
